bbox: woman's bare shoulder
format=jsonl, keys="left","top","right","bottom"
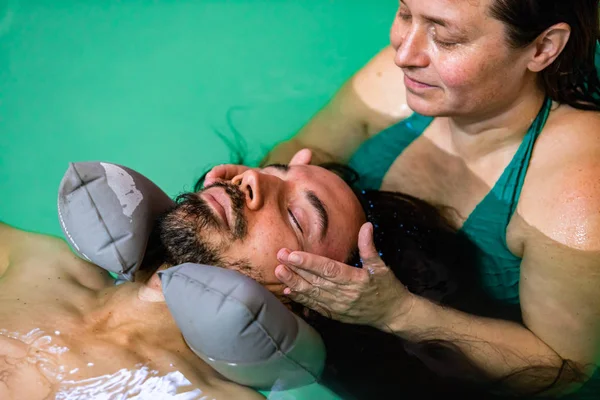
{"left": 534, "top": 104, "right": 600, "bottom": 169}
{"left": 545, "top": 104, "right": 600, "bottom": 144}
{"left": 519, "top": 104, "right": 600, "bottom": 250}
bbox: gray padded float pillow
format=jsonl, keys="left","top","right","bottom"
{"left": 57, "top": 161, "right": 325, "bottom": 390}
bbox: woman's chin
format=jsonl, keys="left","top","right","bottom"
{"left": 406, "top": 94, "right": 445, "bottom": 117}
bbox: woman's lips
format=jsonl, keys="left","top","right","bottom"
{"left": 403, "top": 74, "right": 435, "bottom": 91}
{"left": 202, "top": 188, "right": 233, "bottom": 231}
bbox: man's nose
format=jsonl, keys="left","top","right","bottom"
{"left": 232, "top": 170, "right": 266, "bottom": 211}
{"left": 394, "top": 25, "right": 430, "bottom": 69}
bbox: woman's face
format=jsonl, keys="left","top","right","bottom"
{"left": 390, "top": 0, "right": 535, "bottom": 118}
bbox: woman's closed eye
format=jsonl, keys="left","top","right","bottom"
{"left": 433, "top": 37, "right": 458, "bottom": 49}
{"left": 429, "top": 27, "right": 464, "bottom": 49}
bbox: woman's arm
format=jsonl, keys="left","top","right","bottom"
{"left": 278, "top": 224, "right": 598, "bottom": 396}
{"left": 275, "top": 157, "right": 600, "bottom": 396}
{"left": 382, "top": 119, "right": 600, "bottom": 394}
{"left": 261, "top": 45, "right": 411, "bottom": 166}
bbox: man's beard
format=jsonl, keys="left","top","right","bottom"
{"left": 157, "top": 181, "right": 248, "bottom": 268}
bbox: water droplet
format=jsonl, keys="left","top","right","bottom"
{"left": 87, "top": 362, "right": 94, "bottom": 367}
{"left": 54, "top": 331, "right": 60, "bottom": 335}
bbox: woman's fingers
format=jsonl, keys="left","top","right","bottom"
{"left": 275, "top": 264, "right": 310, "bottom": 292}
{"left": 277, "top": 248, "right": 360, "bottom": 284}
{"left": 204, "top": 164, "right": 250, "bottom": 187}
{"left": 358, "top": 222, "right": 380, "bottom": 264}
{"left": 273, "top": 225, "right": 412, "bottom": 327}
{"left": 358, "top": 222, "right": 390, "bottom": 274}
{"left": 289, "top": 148, "right": 313, "bottom": 165}
{"left": 286, "top": 293, "right": 333, "bottom": 319}
{"left": 276, "top": 263, "right": 337, "bottom": 291}
{"left": 204, "top": 149, "right": 310, "bottom": 188}
{"left": 275, "top": 265, "right": 337, "bottom": 301}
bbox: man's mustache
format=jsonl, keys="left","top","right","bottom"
{"left": 196, "top": 181, "right": 248, "bottom": 240}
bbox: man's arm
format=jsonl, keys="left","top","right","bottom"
{"left": 260, "top": 45, "right": 411, "bottom": 166}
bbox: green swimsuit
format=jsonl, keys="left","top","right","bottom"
{"left": 349, "top": 98, "right": 552, "bottom": 305}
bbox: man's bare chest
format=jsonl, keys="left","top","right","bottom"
{"left": 0, "top": 277, "right": 223, "bottom": 399}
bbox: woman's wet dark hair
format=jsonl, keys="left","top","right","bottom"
{"left": 489, "top": 0, "right": 600, "bottom": 111}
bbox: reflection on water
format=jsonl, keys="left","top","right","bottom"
{"left": 0, "top": 327, "right": 68, "bottom": 382}
{"left": 56, "top": 365, "right": 206, "bottom": 400}
{"left": 0, "top": 328, "right": 215, "bottom": 399}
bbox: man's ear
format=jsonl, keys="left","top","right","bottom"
{"left": 290, "top": 149, "right": 313, "bottom": 166}
{"left": 527, "top": 22, "right": 571, "bottom": 73}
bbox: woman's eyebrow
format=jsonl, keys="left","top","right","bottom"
{"left": 422, "top": 13, "right": 469, "bottom": 36}
{"left": 401, "top": 1, "right": 468, "bottom": 36}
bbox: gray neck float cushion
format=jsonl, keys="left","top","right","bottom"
{"left": 57, "top": 162, "right": 325, "bottom": 390}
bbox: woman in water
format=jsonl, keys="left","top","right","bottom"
{"left": 206, "top": 1, "right": 600, "bottom": 397}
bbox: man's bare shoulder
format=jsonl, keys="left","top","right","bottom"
{"left": 0, "top": 222, "right": 57, "bottom": 277}
{"left": 1, "top": 222, "right": 69, "bottom": 250}
{"left": 0, "top": 222, "right": 112, "bottom": 290}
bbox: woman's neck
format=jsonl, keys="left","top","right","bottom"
{"left": 446, "top": 88, "right": 547, "bottom": 164}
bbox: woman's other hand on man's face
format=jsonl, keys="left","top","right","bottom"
{"left": 204, "top": 164, "right": 252, "bottom": 188}
{"left": 275, "top": 222, "right": 415, "bottom": 330}
{"left": 203, "top": 148, "right": 313, "bottom": 188}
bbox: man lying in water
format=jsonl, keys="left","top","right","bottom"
{"left": 0, "top": 161, "right": 372, "bottom": 399}
{"left": 0, "top": 160, "right": 525, "bottom": 399}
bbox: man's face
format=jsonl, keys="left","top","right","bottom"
{"left": 158, "top": 164, "right": 366, "bottom": 295}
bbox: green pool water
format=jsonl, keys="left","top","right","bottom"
{"left": 0, "top": 0, "right": 396, "bottom": 398}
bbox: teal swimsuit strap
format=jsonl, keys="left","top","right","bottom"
{"left": 459, "top": 97, "right": 553, "bottom": 303}
{"left": 509, "top": 97, "right": 553, "bottom": 215}
{"left": 466, "top": 96, "right": 553, "bottom": 230}
{"left": 348, "top": 112, "right": 434, "bottom": 190}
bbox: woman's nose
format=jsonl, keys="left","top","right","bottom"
{"left": 232, "top": 169, "right": 265, "bottom": 211}
{"left": 394, "top": 25, "right": 430, "bottom": 69}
